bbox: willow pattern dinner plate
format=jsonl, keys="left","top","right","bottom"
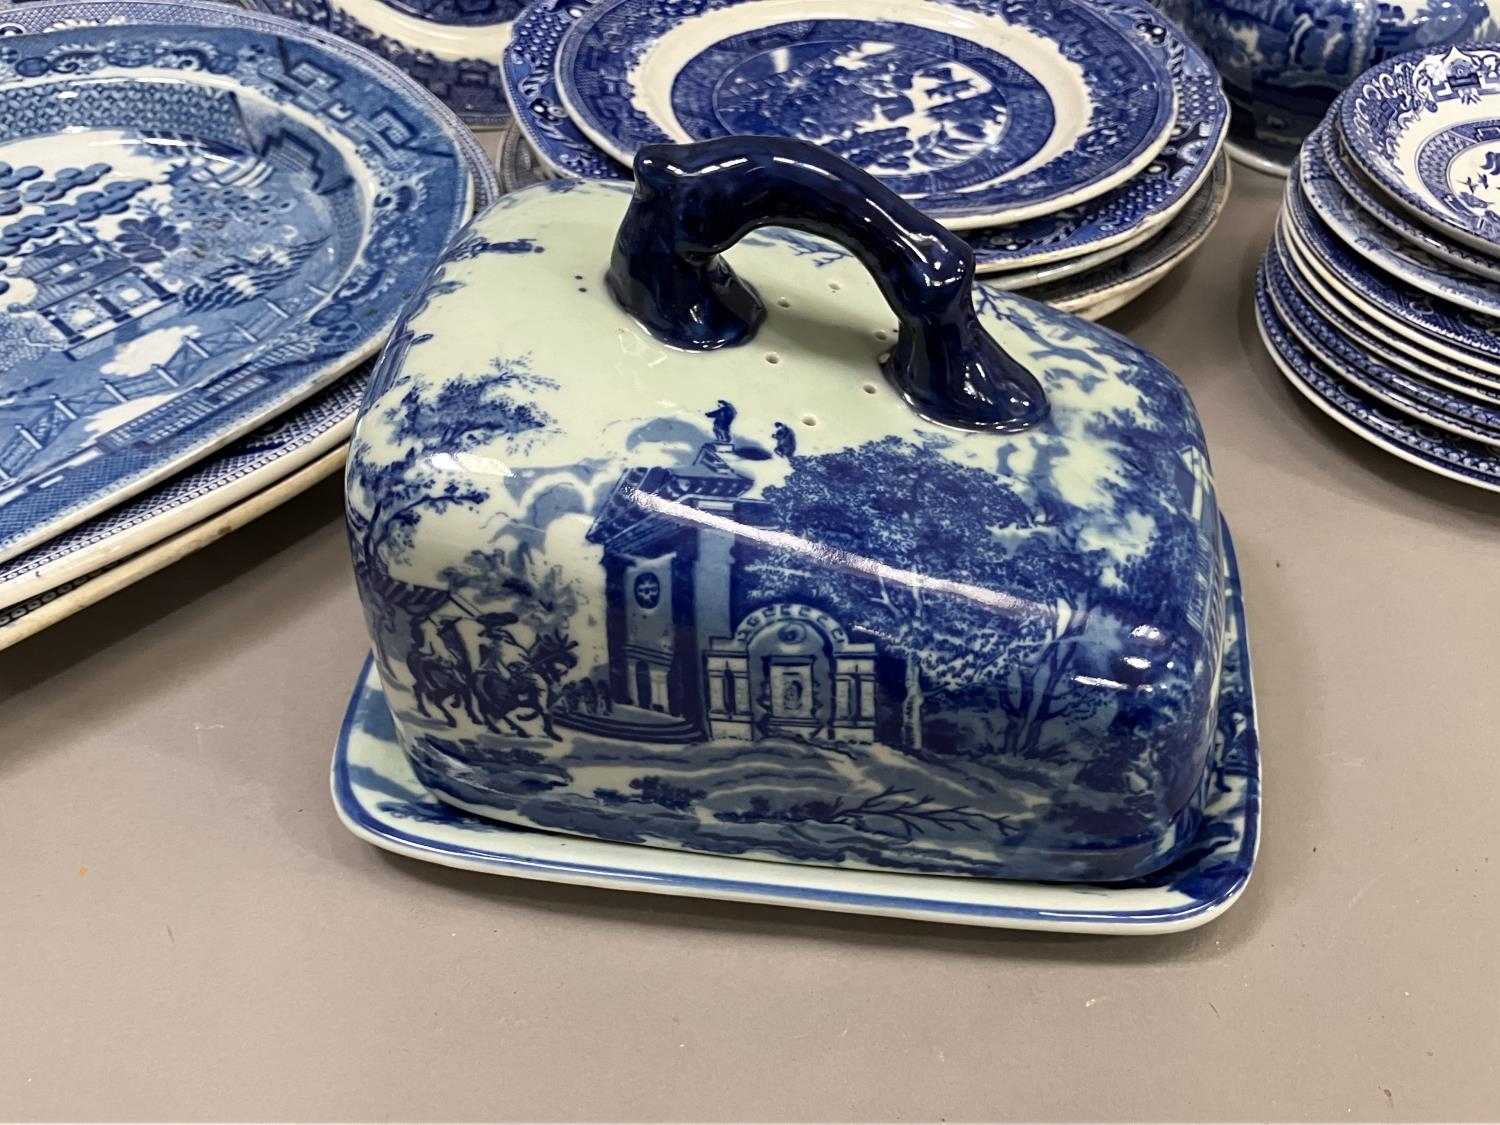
{"left": 1028, "top": 155, "right": 1230, "bottom": 315}
{"left": 550, "top": 0, "right": 1177, "bottom": 227}
{"left": 0, "top": 2, "right": 477, "bottom": 565}
{"left": 1299, "top": 131, "right": 1500, "bottom": 319}
{"left": 502, "top": 0, "right": 1220, "bottom": 268}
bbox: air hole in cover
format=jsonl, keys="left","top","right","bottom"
{"left": 801, "top": 414, "right": 818, "bottom": 427}
{"left": 776, "top": 297, "right": 791, "bottom": 308}
{"left": 862, "top": 383, "right": 878, "bottom": 395}
{"left": 765, "top": 352, "right": 781, "bottom": 364}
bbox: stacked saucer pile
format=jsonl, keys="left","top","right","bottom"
{"left": 1257, "top": 44, "right": 1500, "bottom": 493}
{"left": 498, "top": 0, "right": 1232, "bottom": 320}
{"left": 0, "top": 0, "right": 498, "bottom": 649}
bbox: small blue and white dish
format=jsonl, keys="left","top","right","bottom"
{"left": 1315, "top": 105, "right": 1500, "bottom": 283}
{"left": 1274, "top": 219, "right": 1500, "bottom": 401}
{"left": 244, "top": 0, "right": 521, "bottom": 127}
{"left": 344, "top": 136, "right": 1249, "bottom": 896}
{"left": 1342, "top": 42, "right": 1500, "bottom": 250}
{"left": 0, "top": 1, "right": 479, "bottom": 565}
{"left": 1256, "top": 256, "right": 1500, "bottom": 491}
{"left": 1265, "top": 249, "right": 1500, "bottom": 443}
{"left": 1282, "top": 183, "right": 1500, "bottom": 371}
{"left": 1160, "top": 0, "right": 1500, "bottom": 174}
{"left": 548, "top": 0, "right": 1178, "bottom": 227}
{"left": 1300, "top": 123, "right": 1500, "bottom": 316}
{"left": 332, "top": 525, "right": 1259, "bottom": 935}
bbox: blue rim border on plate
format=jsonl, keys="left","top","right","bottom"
{"left": 241, "top": 0, "right": 519, "bottom": 127}
{"left": 330, "top": 520, "right": 1260, "bottom": 933}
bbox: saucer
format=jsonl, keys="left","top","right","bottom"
{"left": 1341, "top": 44, "right": 1500, "bottom": 252}
{"left": 0, "top": 369, "right": 366, "bottom": 611}
{"left": 1299, "top": 130, "right": 1500, "bottom": 318}
{"left": 1316, "top": 115, "right": 1500, "bottom": 284}
{"left": 1256, "top": 262, "right": 1500, "bottom": 492}
{"left": 1280, "top": 199, "right": 1500, "bottom": 376}
{"left": 0, "top": 5, "right": 476, "bottom": 565}
{"left": 1272, "top": 223, "right": 1500, "bottom": 396}
{"left": 1265, "top": 251, "right": 1500, "bottom": 445}
{"left": 331, "top": 520, "right": 1259, "bottom": 935}
{"left": 0, "top": 444, "right": 346, "bottom": 649}
{"left": 550, "top": 0, "right": 1177, "bottom": 227}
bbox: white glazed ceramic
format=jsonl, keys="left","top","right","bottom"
{"left": 344, "top": 143, "right": 1237, "bottom": 886}
{"left": 0, "top": 446, "right": 345, "bottom": 650}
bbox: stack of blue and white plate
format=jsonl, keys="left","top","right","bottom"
{"left": 1257, "top": 44, "right": 1500, "bottom": 493}
{"left": 497, "top": 0, "right": 1232, "bottom": 319}
{"left": 0, "top": 0, "right": 497, "bottom": 648}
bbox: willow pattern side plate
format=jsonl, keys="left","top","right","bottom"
{"left": 1256, "top": 260, "right": 1500, "bottom": 491}
{"left": 331, "top": 522, "right": 1258, "bottom": 935}
{"left": 1299, "top": 131, "right": 1500, "bottom": 318}
{"left": 1265, "top": 251, "right": 1500, "bottom": 444}
{"left": 0, "top": 3, "right": 476, "bottom": 565}
{"left": 1281, "top": 190, "right": 1500, "bottom": 375}
{"left": 1341, "top": 44, "right": 1500, "bottom": 252}
{"left": 551, "top": 0, "right": 1177, "bottom": 227}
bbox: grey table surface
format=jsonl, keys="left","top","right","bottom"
{"left": 2, "top": 166, "right": 1498, "bottom": 1124}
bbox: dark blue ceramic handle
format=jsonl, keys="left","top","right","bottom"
{"left": 605, "top": 137, "right": 1049, "bottom": 432}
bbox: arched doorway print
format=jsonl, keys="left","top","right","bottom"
{"left": 634, "top": 659, "right": 653, "bottom": 711}
{"left": 705, "top": 604, "right": 879, "bottom": 744}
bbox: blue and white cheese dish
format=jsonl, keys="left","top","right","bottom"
{"left": 547, "top": 0, "right": 1177, "bottom": 227}
{"left": 346, "top": 138, "right": 1240, "bottom": 885}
